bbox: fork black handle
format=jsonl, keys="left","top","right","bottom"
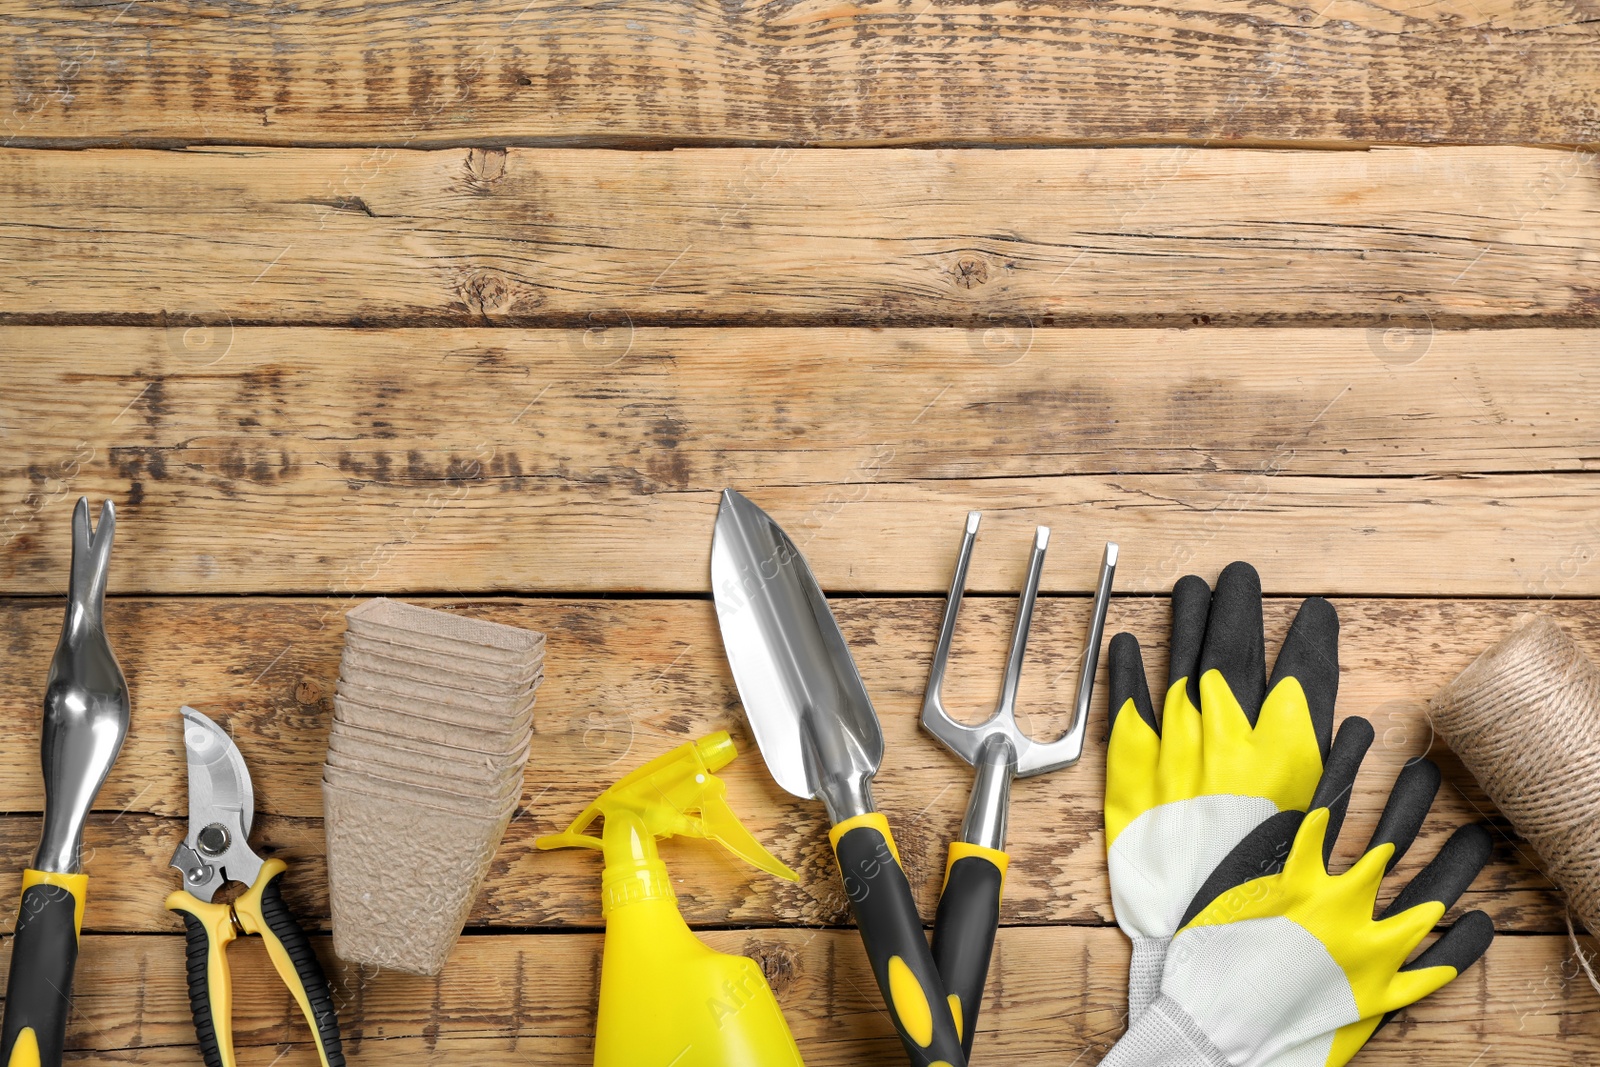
{"left": 931, "top": 844, "right": 1008, "bottom": 1059}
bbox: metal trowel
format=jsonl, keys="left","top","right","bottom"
{"left": 711, "top": 489, "right": 967, "bottom": 1067}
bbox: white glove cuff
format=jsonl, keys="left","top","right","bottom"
{"left": 1100, "top": 994, "right": 1230, "bottom": 1067}
{"left": 1127, "top": 935, "right": 1170, "bottom": 1022}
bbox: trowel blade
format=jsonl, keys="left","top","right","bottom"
{"left": 710, "top": 490, "right": 883, "bottom": 814}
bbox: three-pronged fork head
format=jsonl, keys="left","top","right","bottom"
{"left": 920, "top": 511, "right": 1117, "bottom": 849}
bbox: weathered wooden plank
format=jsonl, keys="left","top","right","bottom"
{"left": 5, "top": 466, "right": 1600, "bottom": 596}
{"left": 7, "top": 324, "right": 1600, "bottom": 596}
{"left": 6, "top": 327, "right": 1598, "bottom": 481}
{"left": 10, "top": 929, "right": 1595, "bottom": 1064}
{"left": 0, "top": 596, "right": 1584, "bottom": 933}
{"left": 2, "top": 147, "right": 1597, "bottom": 326}
{"left": 2, "top": 0, "right": 1597, "bottom": 148}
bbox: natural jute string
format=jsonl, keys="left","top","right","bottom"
{"left": 1430, "top": 614, "right": 1600, "bottom": 989}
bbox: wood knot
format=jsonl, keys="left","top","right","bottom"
{"left": 464, "top": 147, "right": 508, "bottom": 193}
{"left": 463, "top": 269, "right": 510, "bottom": 311}
{"left": 742, "top": 939, "right": 802, "bottom": 995}
{"left": 951, "top": 255, "right": 990, "bottom": 290}
{"left": 456, "top": 267, "right": 541, "bottom": 321}
{"left": 294, "top": 677, "right": 324, "bottom": 705}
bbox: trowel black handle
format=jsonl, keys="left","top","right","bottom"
{"left": 931, "top": 844, "right": 1008, "bottom": 1059}
{"left": 0, "top": 870, "right": 88, "bottom": 1067}
{"left": 830, "top": 814, "right": 968, "bottom": 1067}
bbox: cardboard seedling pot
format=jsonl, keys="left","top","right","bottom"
{"left": 325, "top": 744, "right": 523, "bottom": 792}
{"left": 326, "top": 598, "right": 545, "bottom": 977}
{"left": 324, "top": 779, "right": 516, "bottom": 976}
{"left": 340, "top": 644, "right": 543, "bottom": 696}
{"left": 330, "top": 715, "right": 533, "bottom": 759}
{"left": 323, "top": 763, "right": 523, "bottom": 816}
{"left": 337, "top": 665, "right": 541, "bottom": 719}
{"left": 345, "top": 598, "right": 545, "bottom": 664}
{"left": 331, "top": 692, "right": 535, "bottom": 746}
{"left": 328, "top": 725, "right": 530, "bottom": 781}
{"left": 342, "top": 630, "right": 546, "bottom": 680}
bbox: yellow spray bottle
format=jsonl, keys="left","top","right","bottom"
{"left": 536, "top": 732, "right": 806, "bottom": 1067}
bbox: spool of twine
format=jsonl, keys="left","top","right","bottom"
{"left": 1429, "top": 614, "right": 1600, "bottom": 938}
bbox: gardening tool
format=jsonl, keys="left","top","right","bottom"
{"left": 1, "top": 498, "right": 129, "bottom": 1067}
{"left": 166, "top": 706, "right": 345, "bottom": 1067}
{"left": 920, "top": 513, "right": 1117, "bottom": 1057}
{"left": 536, "top": 732, "right": 805, "bottom": 1067}
{"left": 711, "top": 489, "right": 967, "bottom": 1067}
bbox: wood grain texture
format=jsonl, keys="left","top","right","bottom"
{"left": 3, "top": 147, "right": 1599, "bottom": 326}
{"left": 8, "top": 929, "right": 1593, "bottom": 1063}
{"left": 7, "top": 326, "right": 1599, "bottom": 478}
{"left": 2, "top": 0, "right": 1598, "bottom": 148}
{"left": 5, "top": 327, "right": 1600, "bottom": 596}
{"left": 5, "top": 10, "right": 1599, "bottom": 1055}
{"left": 0, "top": 595, "right": 1585, "bottom": 934}
{"left": 6, "top": 469, "right": 1599, "bottom": 597}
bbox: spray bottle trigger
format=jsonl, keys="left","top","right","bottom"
{"left": 699, "top": 777, "right": 799, "bottom": 882}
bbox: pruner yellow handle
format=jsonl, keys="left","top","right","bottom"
{"left": 164, "top": 886, "right": 240, "bottom": 1067}
{"left": 167, "top": 858, "right": 345, "bottom": 1067}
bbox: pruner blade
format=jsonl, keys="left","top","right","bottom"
{"left": 169, "top": 706, "right": 261, "bottom": 902}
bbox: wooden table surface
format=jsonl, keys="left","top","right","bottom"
{"left": 2, "top": 1, "right": 1598, "bottom": 1063}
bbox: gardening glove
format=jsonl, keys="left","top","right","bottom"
{"left": 1105, "top": 562, "right": 1338, "bottom": 1019}
{"left": 1100, "top": 716, "right": 1495, "bottom": 1067}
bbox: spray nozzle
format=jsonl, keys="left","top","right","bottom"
{"left": 536, "top": 732, "right": 798, "bottom": 884}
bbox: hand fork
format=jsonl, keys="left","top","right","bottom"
{"left": 921, "top": 512, "right": 1117, "bottom": 1058}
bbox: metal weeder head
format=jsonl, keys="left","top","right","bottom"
{"left": 36, "top": 497, "right": 130, "bottom": 875}
{"left": 921, "top": 511, "right": 1117, "bottom": 850}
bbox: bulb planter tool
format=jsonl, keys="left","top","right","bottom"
{"left": 536, "top": 732, "right": 804, "bottom": 1067}
{"left": 921, "top": 513, "right": 1117, "bottom": 1058}
{"left": 1, "top": 499, "right": 129, "bottom": 1067}
{"left": 711, "top": 489, "right": 968, "bottom": 1067}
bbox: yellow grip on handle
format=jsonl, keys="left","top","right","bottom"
{"left": 231, "top": 858, "right": 286, "bottom": 937}
{"left": 232, "top": 860, "right": 324, "bottom": 1050}
{"left": 165, "top": 889, "right": 239, "bottom": 1067}
{"left": 233, "top": 859, "right": 345, "bottom": 1067}
{"left": 3, "top": 870, "right": 91, "bottom": 1066}
{"left": 940, "top": 842, "right": 1009, "bottom": 896}
{"left": 5, "top": 1029, "right": 39, "bottom": 1067}
{"left": 828, "top": 812, "right": 902, "bottom": 863}
{"left": 18, "top": 872, "right": 87, "bottom": 940}
{"left": 829, "top": 813, "right": 967, "bottom": 1067}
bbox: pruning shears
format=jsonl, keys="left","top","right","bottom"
{"left": 165, "top": 706, "right": 345, "bottom": 1067}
